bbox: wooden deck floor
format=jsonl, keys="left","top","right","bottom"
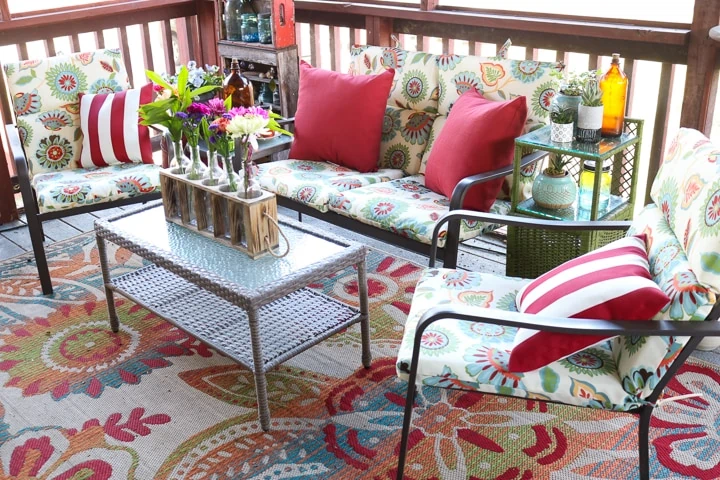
{"left": 0, "top": 205, "right": 507, "bottom": 273}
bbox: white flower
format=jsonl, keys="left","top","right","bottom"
{"left": 227, "top": 114, "right": 269, "bottom": 137}
{"left": 157, "top": 88, "right": 172, "bottom": 101}
{"left": 187, "top": 60, "right": 197, "bottom": 70}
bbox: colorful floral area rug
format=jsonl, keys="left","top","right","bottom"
{"left": 1, "top": 233, "right": 719, "bottom": 479}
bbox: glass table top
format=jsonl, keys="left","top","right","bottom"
{"left": 516, "top": 126, "right": 637, "bottom": 159}
{"left": 109, "top": 206, "right": 348, "bottom": 290}
{"left": 517, "top": 194, "right": 628, "bottom": 221}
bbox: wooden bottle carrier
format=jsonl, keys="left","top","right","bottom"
{"left": 159, "top": 169, "right": 279, "bottom": 258}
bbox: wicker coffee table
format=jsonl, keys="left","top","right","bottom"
{"left": 94, "top": 201, "right": 369, "bottom": 431}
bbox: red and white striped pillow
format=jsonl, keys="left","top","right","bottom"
{"left": 508, "top": 235, "right": 670, "bottom": 372}
{"left": 79, "top": 83, "right": 154, "bottom": 168}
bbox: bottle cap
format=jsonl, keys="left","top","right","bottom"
{"left": 611, "top": 53, "right": 621, "bottom": 63}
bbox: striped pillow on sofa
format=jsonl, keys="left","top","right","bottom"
{"left": 79, "top": 82, "right": 154, "bottom": 167}
{"left": 508, "top": 235, "right": 670, "bottom": 372}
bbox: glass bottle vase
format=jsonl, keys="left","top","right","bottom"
{"left": 220, "top": 153, "right": 239, "bottom": 192}
{"left": 169, "top": 139, "right": 191, "bottom": 174}
{"left": 186, "top": 144, "right": 206, "bottom": 181}
{"left": 203, "top": 151, "right": 224, "bottom": 186}
{"left": 237, "top": 144, "right": 261, "bottom": 199}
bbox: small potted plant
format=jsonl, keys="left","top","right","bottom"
{"left": 550, "top": 104, "right": 574, "bottom": 143}
{"left": 577, "top": 76, "right": 604, "bottom": 143}
{"left": 532, "top": 153, "right": 578, "bottom": 210}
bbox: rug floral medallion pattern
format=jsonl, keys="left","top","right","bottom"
{"left": 0, "top": 233, "right": 719, "bottom": 479}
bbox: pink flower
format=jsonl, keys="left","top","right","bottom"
{"left": 152, "top": 83, "right": 164, "bottom": 92}
{"left": 187, "top": 102, "right": 211, "bottom": 117}
{"left": 206, "top": 98, "right": 226, "bottom": 117}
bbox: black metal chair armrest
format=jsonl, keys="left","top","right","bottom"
{"left": 449, "top": 150, "right": 548, "bottom": 210}
{"left": 7, "top": 124, "right": 31, "bottom": 182}
{"left": 415, "top": 303, "right": 720, "bottom": 340}
{"left": 429, "top": 208, "right": 632, "bottom": 266}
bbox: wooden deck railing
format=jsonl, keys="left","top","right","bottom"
{"left": 0, "top": 0, "right": 718, "bottom": 225}
{"left": 294, "top": 0, "right": 720, "bottom": 206}
{"left": 0, "top": 0, "right": 219, "bottom": 223}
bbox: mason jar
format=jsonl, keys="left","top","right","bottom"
{"left": 240, "top": 13, "right": 259, "bottom": 42}
{"left": 578, "top": 160, "right": 611, "bottom": 211}
{"left": 258, "top": 13, "right": 272, "bottom": 44}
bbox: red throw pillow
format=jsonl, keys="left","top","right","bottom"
{"left": 508, "top": 235, "right": 670, "bottom": 372}
{"left": 424, "top": 90, "right": 527, "bottom": 211}
{"left": 288, "top": 61, "right": 394, "bottom": 173}
{"left": 79, "top": 83, "right": 154, "bottom": 167}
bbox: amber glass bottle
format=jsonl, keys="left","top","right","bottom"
{"left": 599, "top": 53, "right": 628, "bottom": 137}
{"left": 223, "top": 58, "right": 254, "bottom": 108}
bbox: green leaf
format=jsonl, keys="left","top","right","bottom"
{"left": 224, "top": 94, "right": 233, "bottom": 110}
{"left": 30, "top": 69, "right": 37, "bottom": 78}
{"left": 539, "top": 367, "right": 559, "bottom": 393}
{"left": 411, "top": 53, "right": 425, "bottom": 64}
{"left": 189, "top": 85, "right": 220, "bottom": 97}
{"left": 176, "top": 66, "right": 189, "bottom": 96}
{"left": 73, "top": 127, "right": 82, "bottom": 142}
{"left": 15, "top": 75, "right": 33, "bottom": 86}
{"left": 371, "top": 57, "right": 377, "bottom": 71}
{"left": 497, "top": 90, "right": 506, "bottom": 100}
{"left": 109, "top": 72, "right": 116, "bottom": 80}
{"left": 113, "top": 59, "right": 120, "bottom": 73}
{"left": 145, "top": 70, "right": 172, "bottom": 90}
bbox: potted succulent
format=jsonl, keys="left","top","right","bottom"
{"left": 532, "top": 153, "right": 577, "bottom": 210}
{"left": 549, "top": 103, "right": 574, "bottom": 143}
{"left": 577, "top": 76, "right": 604, "bottom": 143}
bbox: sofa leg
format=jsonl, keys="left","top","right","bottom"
{"left": 297, "top": 212, "right": 302, "bottom": 222}
{"left": 638, "top": 406, "right": 653, "bottom": 480}
{"left": 26, "top": 214, "right": 52, "bottom": 295}
{"left": 443, "top": 218, "right": 461, "bottom": 269}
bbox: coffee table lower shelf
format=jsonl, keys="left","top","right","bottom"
{"left": 108, "top": 264, "right": 361, "bottom": 372}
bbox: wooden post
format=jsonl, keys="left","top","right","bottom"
{"left": 365, "top": 16, "right": 392, "bottom": 47}
{"left": 679, "top": 0, "right": 720, "bottom": 134}
{"left": 195, "top": 0, "right": 220, "bottom": 67}
{"left": 646, "top": 63, "right": 676, "bottom": 205}
{"left": 0, "top": 0, "right": 10, "bottom": 21}
{"left": 420, "top": 0, "right": 439, "bottom": 11}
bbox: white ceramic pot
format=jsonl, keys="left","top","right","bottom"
{"left": 577, "top": 105, "right": 603, "bottom": 143}
{"left": 550, "top": 122, "right": 574, "bottom": 143}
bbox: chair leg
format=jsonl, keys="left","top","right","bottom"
{"left": 25, "top": 213, "right": 52, "bottom": 295}
{"left": 638, "top": 406, "right": 653, "bottom": 480}
{"left": 397, "top": 378, "right": 416, "bottom": 480}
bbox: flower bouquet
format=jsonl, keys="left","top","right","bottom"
{"left": 138, "top": 66, "right": 220, "bottom": 173}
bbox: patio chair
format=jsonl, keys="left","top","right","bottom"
{"left": 395, "top": 127, "right": 720, "bottom": 480}
{"left": 3, "top": 49, "right": 163, "bottom": 295}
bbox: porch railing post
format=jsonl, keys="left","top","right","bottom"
{"left": 365, "top": 16, "right": 392, "bottom": 47}
{"left": 195, "top": 0, "right": 220, "bottom": 67}
{"left": 679, "top": 0, "right": 720, "bottom": 134}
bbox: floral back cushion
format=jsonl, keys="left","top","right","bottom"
{"left": 650, "top": 128, "right": 720, "bottom": 293}
{"left": 4, "top": 49, "right": 131, "bottom": 176}
{"left": 436, "top": 55, "right": 562, "bottom": 129}
{"left": 614, "top": 204, "right": 715, "bottom": 400}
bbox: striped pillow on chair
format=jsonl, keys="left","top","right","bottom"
{"left": 79, "top": 83, "right": 154, "bottom": 167}
{"left": 508, "top": 235, "right": 670, "bottom": 372}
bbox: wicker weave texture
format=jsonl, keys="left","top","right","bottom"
{"left": 112, "top": 265, "right": 360, "bottom": 370}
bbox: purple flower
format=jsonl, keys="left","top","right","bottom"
{"left": 187, "top": 102, "right": 211, "bottom": 117}
{"left": 175, "top": 112, "right": 188, "bottom": 120}
{"left": 206, "top": 98, "right": 226, "bottom": 117}
{"left": 245, "top": 106, "right": 269, "bottom": 119}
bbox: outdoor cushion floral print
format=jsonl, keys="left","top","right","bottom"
{"left": 4, "top": 49, "right": 131, "bottom": 176}
{"left": 650, "top": 128, "right": 720, "bottom": 293}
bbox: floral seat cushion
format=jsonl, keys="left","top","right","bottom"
{"left": 328, "top": 175, "right": 511, "bottom": 246}
{"left": 33, "top": 163, "right": 161, "bottom": 213}
{"left": 257, "top": 160, "right": 405, "bottom": 213}
{"left": 396, "top": 268, "right": 646, "bottom": 411}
